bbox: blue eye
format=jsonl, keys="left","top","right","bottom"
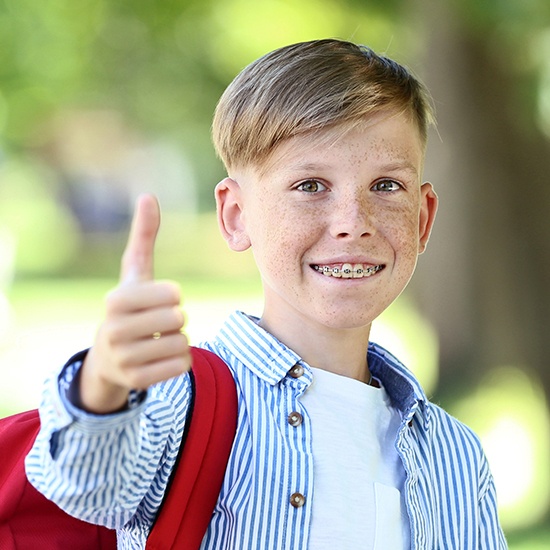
{"left": 296, "top": 180, "right": 327, "bottom": 193}
{"left": 372, "top": 179, "right": 402, "bottom": 192}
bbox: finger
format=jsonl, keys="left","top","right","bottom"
{"left": 106, "top": 306, "right": 185, "bottom": 344}
{"left": 124, "top": 355, "right": 192, "bottom": 391}
{"left": 120, "top": 194, "right": 161, "bottom": 284}
{"left": 116, "top": 333, "right": 190, "bottom": 370}
{"left": 105, "top": 281, "right": 181, "bottom": 315}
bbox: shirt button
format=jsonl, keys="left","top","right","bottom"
{"left": 287, "top": 412, "right": 303, "bottom": 427}
{"left": 290, "top": 492, "right": 306, "bottom": 508}
{"left": 288, "top": 364, "right": 305, "bottom": 378}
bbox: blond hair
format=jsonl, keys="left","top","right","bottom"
{"left": 212, "top": 39, "right": 434, "bottom": 173}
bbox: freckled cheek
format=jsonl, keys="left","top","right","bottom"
{"left": 249, "top": 221, "right": 295, "bottom": 256}
{"left": 380, "top": 210, "right": 421, "bottom": 258}
{"left": 252, "top": 205, "right": 320, "bottom": 245}
{"left": 252, "top": 226, "right": 317, "bottom": 288}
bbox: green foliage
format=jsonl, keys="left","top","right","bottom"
{"left": 0, "top": 0, "right": 407, "bottom": 150}
{"left": 0, "top": 0, "right": 104, "bottom": 144}
{"left": 447, "top": 0, "right": 550, "bottom": 132}
{"left": 451, "top": 0, "right": 550, "bottom": 31}
{"left": 1, "top": 0, "right": 549, "bottom": 151}
{"left": 205, "top": 0, "right": 401, "bottom": 81}
{"left": 0, "top": 158, "right": 79, "bottom": 275}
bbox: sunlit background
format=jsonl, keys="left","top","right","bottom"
{"left": 1, "top": 1, "right": 549, "bottom": 547}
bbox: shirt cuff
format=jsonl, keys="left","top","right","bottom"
{"left": 50, "top": 349, "right": 148, "bottom": 434}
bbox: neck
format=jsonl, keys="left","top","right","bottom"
{"left": 258, "top": 313, "right": 372, "bottom": 384}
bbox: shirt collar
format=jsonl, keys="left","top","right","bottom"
{"left": 215, "top": 311, "right": 302, "bottom": 385}
{"left": 215, "top": 310, "right": 427, "bottom": 414}
{"left": 368, "top": 342, "right": 428, "bottom": 416}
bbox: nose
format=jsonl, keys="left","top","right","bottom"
{"left": 329, "top": 190, "right": 376, "bottom": 239}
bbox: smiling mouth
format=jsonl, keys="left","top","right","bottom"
{"left": 311, "top": 263, "right": 384, "bottom": 279}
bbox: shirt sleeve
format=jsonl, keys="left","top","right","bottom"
{"left": 25, "top": 349, "right": 193, "bottom": 531}
{"left": 477, "top": 458, "right": 509, "bottom": 549}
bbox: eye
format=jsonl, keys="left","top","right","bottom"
{"left": 372, "top": 179, "right": 402, "bottom": 192}
{"left": 296, "top": 179, "right": 327, "bottom": 193}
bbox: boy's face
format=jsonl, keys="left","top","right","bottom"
{"left": 216, "top": 110, "right": 438, "bottom": 339}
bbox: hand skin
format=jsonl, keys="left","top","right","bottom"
{"left": 73, "top": 194, "right": 191, "bottom": 414}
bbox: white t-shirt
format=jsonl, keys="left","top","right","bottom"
{"left": 301, "top": 367, "right": 410, "bottom": 549}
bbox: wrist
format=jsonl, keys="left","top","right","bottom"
{"left": 71, "top": 352, "right": 131, "bottom": 414}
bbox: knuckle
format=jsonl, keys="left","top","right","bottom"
{"left": 179, "top": 332, "right": 190, "bottom": 349}
{"left": 101, "top": 319, "right": 127, "bottom": 347}
{"left": 171, "top": 307, "right": 185, "bottom": 327}
{"left": 105, "top": 289, "right": 126, "bottom": 314}
{"left": 106, "top": 324, "right": 126, "bottom": 345}
{"left": 167, "top": 333, "right": 188, "bottom": 352}
{"left": 115, "top": 349, "right": 134, "bottom": 370}
{"left": 158, "top": 281, "right": 181, "bottom": 303}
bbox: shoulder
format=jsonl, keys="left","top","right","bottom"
{"left": 424, "top": 401, "right": 484, "bottom": 454}
{"left": 368, "top": 343, "right": 488, "bottom": 467}
{"left": 413, "top": 400, "right": 494, "bottom": 496}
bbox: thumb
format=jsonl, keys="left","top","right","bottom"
{"left": 120, "top": 194, "right": 161, "bottom": 283}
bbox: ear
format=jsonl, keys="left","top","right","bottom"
{"left": 418, "top": 182, "right": 438, "bottom": 254}
{"left": 215, "top": 177, "right": 251, "bottom": 252}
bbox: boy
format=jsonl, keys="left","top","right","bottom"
{"left": 26, "top": 39, "right": 507, "bottom": 548}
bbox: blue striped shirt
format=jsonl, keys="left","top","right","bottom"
{"left": 26, "top": 310, "right": 507, "bottom": 549}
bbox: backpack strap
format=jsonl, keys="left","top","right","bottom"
{"left": 146, "top": 346, "right": 237, "bottom": 550}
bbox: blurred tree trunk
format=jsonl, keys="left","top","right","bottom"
{"left": 409, "top": 1, "right": 550, "bottom": 400}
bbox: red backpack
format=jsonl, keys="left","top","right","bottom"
{"left": 0, "top": 347, "right": 237, "bottom": 550}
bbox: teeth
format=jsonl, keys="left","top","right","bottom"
{"left": 313, "top": 263, "right": 383, "bottom": 278}
{"left": 341, "top": 263, "right": 353, "bottom": 278}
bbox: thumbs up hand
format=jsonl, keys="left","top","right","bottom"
{"left": 76, "top": 195, "right": 191, "bottom": 414}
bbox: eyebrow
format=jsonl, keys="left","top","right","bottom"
{"left": 283, "top": 160, "right": 420, "bottom": 178}
{"left": 378, "top": 161, "right": 419, "bottom": 178}
{"left": 282, "top": 161, "right": 331, "bottom": 173}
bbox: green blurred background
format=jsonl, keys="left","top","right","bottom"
{"left": 0, "top": 0, "right": 549, "bottom": 546}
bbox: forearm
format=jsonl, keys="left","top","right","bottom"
{"left": 25, "top": 353, "right": 191, "bottom": 530}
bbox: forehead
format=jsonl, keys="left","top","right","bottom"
{"left": 255, "top": 110, "right": 425, "bottom": 179}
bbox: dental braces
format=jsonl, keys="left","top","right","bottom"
{"left": 313, "top": 263, "right": 383, "bottom": 278}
